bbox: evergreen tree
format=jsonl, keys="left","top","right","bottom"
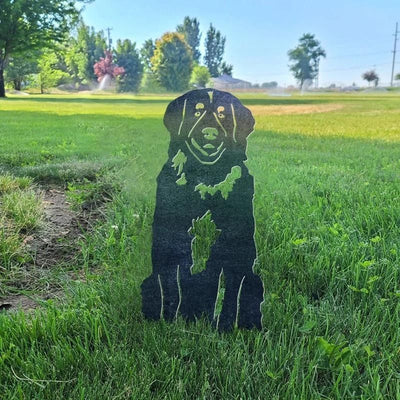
{"left": 204, "top": 24, "right": 226, "bottom": 77}
{"left": 176, "top": 17, "right": 201, "bottom": 63}
{"left": 221, "top": 61, "right": 233, "bottom": 76}
{"left": 140, "top": 39, "right": 155, "bottom": 71}
{"left": 114, "top": 39, "right": 143, "bottom": 92}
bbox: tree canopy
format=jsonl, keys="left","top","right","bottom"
{"left": 1, "top": 11, "right": 234, "bottom": 94}
{"left": 151, "top": 32, "right": 193, "bottom": 92}
{"left": 190, "top": 65, "right": 211, "bottom": 88}
{"left": 221, "top": 61, "right": 233, "bottom": 76}
{"left": 5, "top": 51, "right": 39, "bottom": 91}
{"left": 140, "top": 39, "right": 155, "bottom": 72}
{"left": 114, "top": 39, "right": 143, "bottom": 92}
{"left": 362, "top": 70, "right": 379, "bottom": 87}
{"left": 177, "top": 17, "right": 201, "bottom": 63}
{"left": 0, "top": 0, "right": 91, "bottom": 97}
{"left": 37, "top": 50, "right": 70, "bottom": 93}
{"left": 65, "top": 21, "right": 107, "bottom": 84}
{"left": 204, "top": 24, "right": 226, "bottom": 77}
{"left": 288, "top": 33, "right": 326, "bottom": 87}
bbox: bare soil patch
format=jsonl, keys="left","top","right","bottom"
{"left": 0, "top": 291, "right": 63, "bottom": 313}
{"left": 249, "top": 103, "right": 343, "bottom": 116}
{"left": 1, "top": 187, "right": 103, "bottom": 313}
{"left": 25, "top": 188, "right": 83, "bottom": 267}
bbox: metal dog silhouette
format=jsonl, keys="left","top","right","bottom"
{"left": 141, "top": 89, "right": 264, "bottom": 330}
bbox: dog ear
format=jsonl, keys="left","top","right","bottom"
{"left": 231, "top": 100, "right": 255, "bottom": 144}
{"left": 163, "top": 95, "right": 187, "bottom": 137}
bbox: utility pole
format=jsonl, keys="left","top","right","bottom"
{"left": 315, "top": 57, "right": 320, "bottom": 88}
{"left": 106, "top": 27, "right": 113, "bottom": 51}
{"left": 390, "top": 22, "right": 398, "bottom": 87}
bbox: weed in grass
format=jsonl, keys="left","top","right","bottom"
{"left": 66, "top": 175, "right": 119, "bottom": 211}
{"left": 0, "top": 174, "right": 32, "bottom": 194}
{"left": 1, "top": 189, "right": 44, "bottom": 232}
{"left": 0, "top": 224, "right": 26, "bottom": 270}
{"left": 0, "top": 175, "right": 41, "bottom": 271}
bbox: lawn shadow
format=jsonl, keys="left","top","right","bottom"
{"left": 2, "top": 96, "right": 172, "bottom": 105}
{"left": 2, "top": 94, "right": 352, "bottom": 107}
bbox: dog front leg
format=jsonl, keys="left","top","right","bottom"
{"left": 143, "top": 223, "right": 193, "bottom": 321}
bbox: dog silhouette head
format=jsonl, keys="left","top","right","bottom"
{"left": 164, "top": 89, "right": 255, "bottom": 165}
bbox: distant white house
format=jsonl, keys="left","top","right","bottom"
{"left": 211, "top": 74, "right": 252, "bottom": 90}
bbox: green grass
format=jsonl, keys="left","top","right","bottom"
{"left": 0, "top": 175, "right": 43, "bottom": 270}
{"left": 2, "top": 189, "right": 44, "bottom": 232}
{"left": 0, "top": 175, "right": 32, "bottom": 194}
{"left": 1, "top": 92, "right": 400, "bottom": 398}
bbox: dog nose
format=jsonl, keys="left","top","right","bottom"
{"left": 202, "top": 127, "right": 219, "bottom": 140}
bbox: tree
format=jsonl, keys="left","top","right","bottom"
{"left": 261, "top": 81, "right": 278, "bottom": 89}
{"left": 190, "top": 65, "right": 211, "bottom": 88}
{"left": 151, "top": 32, "right": 193, "bottom": 92}
{"left": 221, "top": 61, "right": 233, "bottom": 76}
{"left": 0, "top": 0, "right": 90, "bottom": 97}
{"left": 65, "top": 21, "right": 107, "bottom": 84}
{"left": 288, "top": 33, "right": 326, "bottom": 87}
{"left": 5, "top": 51, "right": 39, "bottom": 91}
{"left": 362, "top": 70, "right": 379, "bottom": 87}
{"left": 395, "top": 72, "right": 400, "bottom": 81}
{"left": 140, "top": 39, "right": 157, "bottom": 92}
{"left": 114, "top": 39, "right": 143, "bottom": 92}
{"left": 140, "top": 39, "right": 155, "bottom": 71}
{"left": 176, "top": 17, "right": 201, "bottom": 63}
{"left": 93, "top": 50, "right": 124, "bottom": 82}
{"left": 37, "top": 50, "right": 70, "bottom": 93}
{"left": 204, "top": 24, "right": 226, "bottom": 77}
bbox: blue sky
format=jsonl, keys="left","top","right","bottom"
{"left": 82, "top": 0, "right": 400, "bottom": 86}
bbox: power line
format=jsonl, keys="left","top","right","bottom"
{"left": 262, "top": 50, "right": 394, "bottom": 76}
{"left": 323, "top": 61, "right": 393, "bottom": 73}
{"left": 390, "top": 22, "right": 399, "bottom": 86}
{"left": 327, "top": 50, "right": 390, "bottom": 60}
{"left": 262, "top": 60, "right": 397, "bottom": 78}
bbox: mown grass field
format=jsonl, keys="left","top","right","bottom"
{"left": 1, "top": 92, "right": 400, "bottom": 398}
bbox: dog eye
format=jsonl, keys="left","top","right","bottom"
{"left": 195, "top": 111, "right": 201, "bottom": 117}
{"left": 218, "top": 113, "right": 225, "bottom": 119}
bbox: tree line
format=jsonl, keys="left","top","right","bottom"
{"left": 2, "top": 1, "right": 396, "bottom": 97}
{"left": 0, "top": 1, "right": 233, "bottom": 97}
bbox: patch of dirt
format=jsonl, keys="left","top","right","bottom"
{"left": 0, "top": 291, "right": 63, "bottom": 314}
{"left": 0, "top": 295, "right": 38, "bottom": 313}
{"left": 1, "top": 187, "right": 103, "bottom": 313}
{"left": 249, "top": 103, "right": 343, "bottom": 116}
{"left": 25, "top": 188, "right": 84, "bottom": 267}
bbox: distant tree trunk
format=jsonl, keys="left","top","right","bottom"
{"left": 13, "top": 79, "right": 21, "bottom": 91}
{"left": 0, "top": 67, "right": 5, "bottom": 97}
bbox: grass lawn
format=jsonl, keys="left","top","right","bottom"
{"left": 1, "top": 91, "right": 400, "bottom": 398}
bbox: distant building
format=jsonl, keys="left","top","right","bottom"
{"left": 211, "top": 74, "right": 252, "bottom": 90}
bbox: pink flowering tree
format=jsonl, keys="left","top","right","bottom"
{"left": 94, "top": 50, "right": 125, "bottom": 82}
